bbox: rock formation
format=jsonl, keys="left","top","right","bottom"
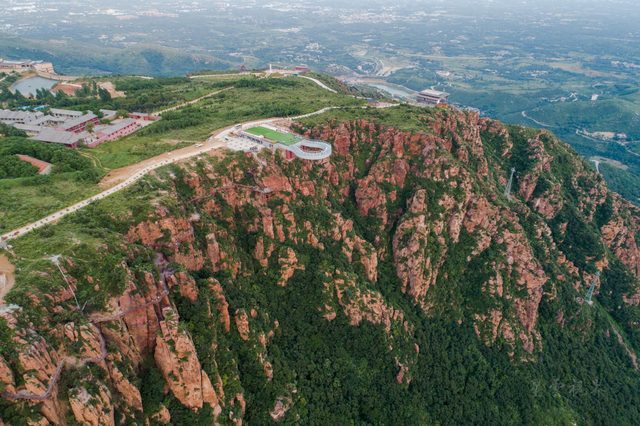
{"left": 3, "top": 105, "right": 640, "bottom": 425}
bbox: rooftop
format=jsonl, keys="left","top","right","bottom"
{"left": 100, "top": 109, "right": 117, "bottom": 118}
{"left": 0, "top": 60, "right": 30, "bottom": 66}
{"left": 31, "top": 115, "right": 67, "bottom": 126}
{"left": 17, "top": 155, "right": 52, "bottom": 174}
{"left": 30, "top": 128, "right": 82, "bottom": 145}
{"left": 418, "top": 89, "right": 450, "bottom": 97}
{"left": 49, "top": 108, "right": 84, "bottom": 118}
{"left": 244, "top": 126, "right": 301, "bottom": 146}
{"left": 0, "top": 110, "right": 42, "bottom": 120}
{"left": 95, "top": 119, "right": 137, "bottom": 137}
{"left": 13, "top": 123, "right": 43, "bottom": 133}
{"left": 57, "top": 113, "right": 97, "bottom": 131}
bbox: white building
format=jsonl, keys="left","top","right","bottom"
{"left": 416, "top": 89, "right": 450, "bottom": 107}
{"left": 0, "top": 110, "right": 44, "bottom": 125}
{"left": 49, "top": 108, "right": 84, "bottom": 119}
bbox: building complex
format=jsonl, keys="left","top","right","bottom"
{"left": 0, "top": 59, "right": 54, "bottom": 73}
{"left": 82, "top": 119, "right": 139, "bottom": 148}
{"left": 0, "top": 107, "right": 141, "bottom": 148}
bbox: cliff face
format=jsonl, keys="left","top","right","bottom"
{"left": 2, "top": 106, "right": 640, "bottom": 425}
{"left": 154, "top": 307, "right": 221, "bottom": 414}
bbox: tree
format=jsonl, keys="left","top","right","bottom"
{"left": 98, "top": 88, "right": 111, "bottom": 102}
{"left": 85, "top": 122, "right": 94, "bottom": 133}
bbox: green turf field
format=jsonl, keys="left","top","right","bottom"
{"left": 244, "top": 126, "right": 301, "bottom": 146}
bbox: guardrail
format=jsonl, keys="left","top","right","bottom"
{"left": 285, "top": 140, "right": 332, "bottom": 160}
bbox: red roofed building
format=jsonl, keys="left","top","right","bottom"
{"left": 55, "top": 113, "right": 99, "bottom": 133}
{"left": 16, "top": 155, "right": 53, "bottom": 175}
{"left": 82, "top": 119, "right": 140, "bottom": 147}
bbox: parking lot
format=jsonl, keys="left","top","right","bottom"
{"left": 226, "top": 135, "right": 264, "bottom": 152}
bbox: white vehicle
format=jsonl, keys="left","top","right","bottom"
{"left": 196, "top": 144, "right": 203, "bottom": 148}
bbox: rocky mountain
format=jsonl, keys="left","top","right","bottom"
{"left": 1, "top": 105, "right": 640, "bottom": 425}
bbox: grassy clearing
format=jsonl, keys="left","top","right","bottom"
{"left": 0, "top": 173, "right": 104, "bottom": 233}
{"left": 88, "top": 135, "right": 191, "bottom": 170}
{"left": 298, "top": 104, "right": 441, "bottom": 133}
{"left": 135, "top": 77, "right": 366, "bottom": 139}
{"left": 89, "top": 77, "right": 365, "bottom": 169}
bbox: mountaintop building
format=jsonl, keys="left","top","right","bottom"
{"left": 416, "top": 89, "right": 450, "bottom": 107}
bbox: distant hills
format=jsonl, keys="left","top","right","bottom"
{"left": 0, "top": 34, "right": 239, "bottom": 77}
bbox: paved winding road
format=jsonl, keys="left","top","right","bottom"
{"left": 297, "top": 76, "right": 337, "bottom": 93}
{"left": 0, "top": 140, "right": 223, "bottom": 242}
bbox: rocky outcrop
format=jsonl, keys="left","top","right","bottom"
{"left": 154, "top": 307, "right": 220, "bottom": 411}
{"left": 106, "top": 353, "right": 143, "bottom": 412}
{"left": 277, "top": 248, "right": 305, "bottom": 286}
{"left": 151, "top": 405, "right": 171, "bottom": 424}
{"left": 269, "top": 396, "right": 293, "bottom": 422}
{"left": 0, "top": 355, "right": 15, "bottom": 395}
{"left": 209, "top": 278, "right": 231, "bottom": 332}
{"left": 601, "top": 216, "right": 640, "bottom": 278}
{"left": 235, "top": 309, "right": 250, "bottom": 341}
{"left": 69, "top": 383, "right": 114, "bottom": 426}
{"left": 167, "top": 272, "right": 199, "bottom": 302}
{"left": 94, "top": 271, "right": 166, "bottom": 356}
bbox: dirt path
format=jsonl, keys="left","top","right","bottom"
{"left": 0, "top": 254, "right": 15, "bottom": 304}
{"left": 298, "top": 76, "right": 337, "bottom": 93}
{"left": 79, "top": 151, "right": 110, "bottom": 171}
{"left": 153, "top": 87, "right": 233, "bottom": 115}
{"left": 97, "top": 81, "right": 125, "bottom": 98}
{"left": 98, "top": 139, "right": 225, "bottom": 188}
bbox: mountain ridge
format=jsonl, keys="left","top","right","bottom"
{"left": 0, "top": 34, "right": 238, "bottom": 77}
{"left": 1, "top": 104, "right": 640, "bottom": 425}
